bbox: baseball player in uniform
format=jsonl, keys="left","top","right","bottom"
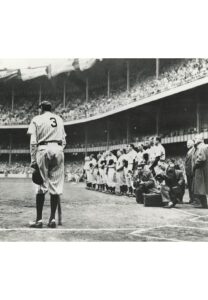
{"left": 83, "top": 156, "right": 91, "bottom": 188}
{"left": 89, "top": 154, "right": 97, "bottom": 189}
{"left": 116, "top": 149, "right": 126, "bottom": 195}
{"left": 98, "top": 153, "right": 105, "bottom": 191}
{"left": 27, "top": 101, "right": 66, "bottom": 228}
{"left": 135, "top": 143, "right": 144, "bottom": 166}
{"left": 125, "top": 144, "right": 137, "bottom": 195}
{"left": 106, "top": 151, "right": 117, "bottom": 193}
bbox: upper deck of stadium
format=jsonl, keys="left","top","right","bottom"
{"left": 1, "top": 58, "right": 208, "bottom": 157}
{"left": 0, "top": 58, "right": 207, "bottom": 128}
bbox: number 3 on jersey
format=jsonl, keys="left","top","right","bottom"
{"left": 50, "top": 117, "right": 57, "bottom": 128}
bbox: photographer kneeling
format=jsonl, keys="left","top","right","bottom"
{"left": 159, "top": 162, "right": 185, "bottom": 208}
{"left": 133, "top": 161, "right": 159, "bottom": 204}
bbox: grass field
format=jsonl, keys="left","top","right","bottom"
{"left": 1, "top": 178, "right": 208, "bottom": 241}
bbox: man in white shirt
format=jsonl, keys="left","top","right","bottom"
{"left": 154, "top": 136, "right": 165, "bottom": 161}
{"left": 150, "top": 136, "right": 166, "bottom": 175}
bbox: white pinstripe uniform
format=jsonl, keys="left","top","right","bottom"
{"left": 27, "top": 111, "right": 66, "bottom": 195}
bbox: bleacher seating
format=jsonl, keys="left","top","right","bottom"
{"left": 0, "top": 59, "right": 207, "bottom": 125}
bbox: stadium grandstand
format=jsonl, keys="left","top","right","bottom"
{"left": 0, "top": 58, "right": 208, "bottom": 176}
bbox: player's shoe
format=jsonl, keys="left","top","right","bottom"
{"left": 29, "top": 220, "right": 43, "bottom": 228}
{"left": 163, "top": 201, "right": 174, "bottom": 208}
{"left": 47, "top": 219, "right": 56, "bottom": 228}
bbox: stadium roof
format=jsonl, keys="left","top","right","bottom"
{"left": 0, "top": 58, "right": 99, "bottom": 81}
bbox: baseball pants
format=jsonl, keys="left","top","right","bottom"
{"left": 36, "top": 144, "right": 64, "bottom": 195}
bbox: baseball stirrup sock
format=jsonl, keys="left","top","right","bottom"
{"left": 36, "top": 194, "right": 45, "bottom": 221}
{"left": 50, "top": 195, "right": 59, "bottom": 221}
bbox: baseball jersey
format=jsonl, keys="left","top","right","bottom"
{"left": 107, "top": 154, "right": 117, "bottom": 167}
{"left": 27, "top": 111, "right": 66, "bottom": 146}
{"left": 149, "top": 146, "right": 157, "bottom": 162}
{"left": 154, "top": 144, "right": 166, "bottom": 161}
{"left": 136, "top": 151, "right": 144, "bottom": 165}
{"left": 126, "top": 149, "right": 137, "bottom": 170}
{"left": 116, "top": 154, "right": 125, "bottom": 171}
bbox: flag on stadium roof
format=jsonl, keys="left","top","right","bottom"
{"left": 0, "top": 58, "right": 102, "bottom": 81}
{"left": 50, "top": 59, "right": 76, "bottom": 77}
{"left": 20, "top": 66, "right": 48, "bottom": 81}
{"left": 0, "top": 69, "right": 19, "bottom": 81}
{"left": 78, "top": 58, "right": 97, "bottom": 71}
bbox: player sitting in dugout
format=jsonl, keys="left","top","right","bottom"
{"left": 156, "top": 161, "right": 185, "bottom": 208}
{"left": 133, "top": 160, "right": 160, "bottom": 204}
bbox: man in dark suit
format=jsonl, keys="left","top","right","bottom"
{"left": 133, "top": 161, "right": 159, "bottom": 204}
{"left": 192, "top": 134, "right": 208, "bottom": 208}
{"left": 185, "top": 140, "right": 194, "bottom": 203}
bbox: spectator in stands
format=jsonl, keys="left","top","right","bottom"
{"left": 1, "top": 59, "right": 208, "bottom": 125}
{"left": 185, "top": 139, "right": 195, "bottom": 204}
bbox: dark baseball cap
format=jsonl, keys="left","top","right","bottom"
{"left": 39, "top": 100, "right": 52, "bottom": 110}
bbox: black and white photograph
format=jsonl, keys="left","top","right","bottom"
{"left": 0, "top": 58, "right": 208, "bottom": 242}
{"left": 2, "top": 2, "right": 208, "bottom": 300}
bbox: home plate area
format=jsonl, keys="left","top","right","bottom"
{"left": 1, "top": 179, "right": 208, "bottom": 241}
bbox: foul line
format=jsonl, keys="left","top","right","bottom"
{"left": 172, "top": 208, "right": 200, "bottom": 218}
{"left": 131, "top": 234, "right": 180, "bottom": 242}
{"left": 189, "top": 214, "right": 208, "bottom": 224}
{"left": 0, "top": 227, "right": 139, "bottom": 232}
{"left": 172, "top": 208, "right": 208, "bottom": 224}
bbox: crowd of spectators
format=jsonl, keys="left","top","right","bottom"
{"left": 65, "top": 160, "right": 84, "bottom": 182}
{"left": 54, "top": 58, "right": 208, "bottom": 121}
{"left": 0, "top": 161, "right": 31, "bottom": 175}
{"left": 0, "top": 159, "right": 84, "bottom": 180}
{"left": 0, "top": 59, "right": 207, "bottom": 125}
